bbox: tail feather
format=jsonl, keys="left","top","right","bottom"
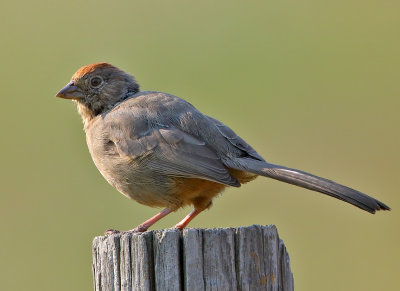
{"left": 229, "top": 158, "right": 390, "bottom": 213}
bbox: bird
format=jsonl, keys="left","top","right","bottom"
{"left": 56, "top": 62, "right": 390, "bottom": 233}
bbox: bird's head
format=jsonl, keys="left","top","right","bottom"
{"left": 57, "top": 63, "right": 140, "bottom": 125}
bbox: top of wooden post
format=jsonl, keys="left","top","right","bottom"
{"left": 92, "top": 224, "right": 294, "bottom": 291}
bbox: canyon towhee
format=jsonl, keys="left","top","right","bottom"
{"left": 57, "top": 63, "right": 390, "bottom": 232}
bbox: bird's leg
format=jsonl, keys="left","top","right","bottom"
{"left": 131, "top": 207, "right": 173, "bottom": 232}
{"left": 105, "top": 208, "right": 173, "bottom": 235}
{"left": 174, "top": 209, "right": 203, "bottom": 230}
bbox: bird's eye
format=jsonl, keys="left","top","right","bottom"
{"left": 90, "top": 77, "right": 103, "bottom": 88}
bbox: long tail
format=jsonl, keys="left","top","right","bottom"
{"left": 229, "top": 158, "right": 390, "bottom": 213}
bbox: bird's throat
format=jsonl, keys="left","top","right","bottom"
{"left": 75, "top": 101, "right": 96, "bottom": 130}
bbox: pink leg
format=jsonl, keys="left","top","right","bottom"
{"left": 131, "top": 208, "right": 173, "bottom": 232}
{"left": 174, "top": 209, "right": 203, "bottom": 230}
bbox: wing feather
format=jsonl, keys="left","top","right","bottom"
{"left": 108, "top": 116, "right": 239, "bottom": 187}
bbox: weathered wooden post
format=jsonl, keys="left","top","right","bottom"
{"left": 92, "top": 224, "right": 294, "bottom": 291}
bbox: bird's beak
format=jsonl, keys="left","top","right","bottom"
{"left": 56, "top": 82, "right": 84, "bottom": 99}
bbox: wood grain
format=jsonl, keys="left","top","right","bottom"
{"left": 92, "top": 225, "right": 293, "bottom": 291}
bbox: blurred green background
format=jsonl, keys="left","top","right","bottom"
{"left": 0, "top": 1, "right": 398, "bottom": 290}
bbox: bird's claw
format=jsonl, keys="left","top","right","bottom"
{"left": 104, "top": 226, "right": 149, "bottom": 235}
{"left": 129, "top": 225, "right": 147, "bottom": 233}
{"left": 104, "top": 229, "right": 121, "bottom": 235}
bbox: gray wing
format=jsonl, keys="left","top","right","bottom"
{"left": 107, "top": 114, "right": 240, "bottom": 187}
{"left": 206, "top": 116, "right": 265, "bottom": 161}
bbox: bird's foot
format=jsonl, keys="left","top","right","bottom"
{"left": 104, "top": 229, "right": 121, "bottom": 235}
{"left": 173, "top": 224, "right": 185, "bottom": 231}
{"left": 129, "top": 225, "right": 148, "bottom": 233}
{"left": 104, "top": 226, "right": 149, "bottom": 235}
